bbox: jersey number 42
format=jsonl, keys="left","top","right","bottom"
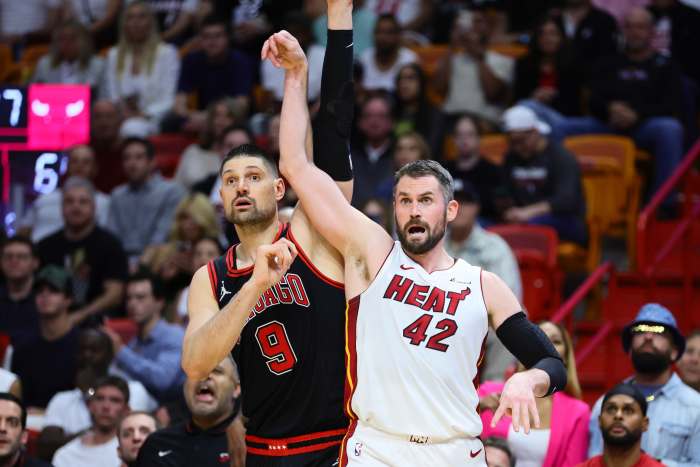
{"left": 402, "top": 314, "right": 457, "bottom": 352}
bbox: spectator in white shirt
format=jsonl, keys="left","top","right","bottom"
{"left": 52, "top": 375, "right": 130, "bottom": 467}
{"left": 435, "top": 10, "right": 514, "bottom": 128}
{"left": 102, "top": 1, "right": 180, "bottom": 137}
{"left": 358, "top": 14, "right": 417, "bottom": 92}
{"left": 19, "top": 145, "right": 111, "bottom": 243}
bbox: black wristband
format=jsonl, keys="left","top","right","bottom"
{"left": 495, "top": 312, "right": 567, "bottom": 396}
{"left": 312, "top": 29, "right": 354, "bottom": 181}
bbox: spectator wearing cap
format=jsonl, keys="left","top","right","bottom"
{"left": 678, "top": 329, "right": 700, "bottom": 392}
{"left": 0, "top": 392, "right": 52, "bottom": 467}
{"left": 588, "top": 303, "right": 700, "bottom": 465}
{"left": 444, "top": 114, "right": 507, "bottom": 222}
{"left": 578, "top": 383, "right": 664, "bottom": 467}
{"left": 500, "top": 105, "right": 587, "bottom": 245}
{"left": 37, "top": 176, "right": 128, "bottom": 325}
{"left": 483, "top": 436, "right": 515, "bottom": 467}
{"left": 446, "top": 180, "right": 521, "bottom": 382}
{"left": 11, "top": 266, "right": 80, "bottom": 409}
{"left": 52, "top": 375, "right": 129, "bottom": 467}
{"left": 0, "top": 237, "right": 40, "bottom": 345}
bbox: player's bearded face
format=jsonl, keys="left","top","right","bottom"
{"left": 221, "top": 157, "right": 279, "bottom": 227}
{"left": 226, "top": 190, "right": 276, "bottom": 226}
{"left": 396, "top": 212, "right": 447, "bottom": 255}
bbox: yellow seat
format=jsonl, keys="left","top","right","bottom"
{"left": 562, "top": 135, "right": 640, "bottom": 270}
{"left": 488, "top": 43, "right": 529, "bottom": 59}
{"left": 479, "top": 134, "right": 508, "bottom": 165}
{"left": 19, "top": 44, "right": 50, "bottom": 82}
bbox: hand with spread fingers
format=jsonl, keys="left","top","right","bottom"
{"left": 251, "top": 238, "right": 298, "bottom": 291}
{"left": 491, "top": 370, "right": 544, "bottom": 434}
{"left": 261, "top": 30, "right": 308, "bottom": 73}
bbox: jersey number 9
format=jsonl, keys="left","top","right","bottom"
{"left": 255, "top": 321, "right": 298, "bottom": 375}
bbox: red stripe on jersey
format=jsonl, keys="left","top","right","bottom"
{"left": 473, "top": 333, "right": 488, "bottom": 414}
{"left": 286, "top": 227, "right": 344, "bottom": 290}
{"left": 206, "top": 260, "right": 218, "bottom": 298}
{"left": 245, "top": 428, "right": 346, "bottom": 445}
{"left": 246, "top": 440, "right": 341, "bottom": 457}
{"left": 339, "top": 420, "right": 358, "bottom": 467}
{"left": 344, "top": 297, "right": 360, "bottom": 420}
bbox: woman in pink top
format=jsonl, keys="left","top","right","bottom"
{"left": 480, "top": 321, "right": 590, "bottom": 467}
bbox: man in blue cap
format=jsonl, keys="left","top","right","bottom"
{"left": 587, "top": 303, "right": 700, "bottom": 466}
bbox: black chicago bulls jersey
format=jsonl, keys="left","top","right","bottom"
{"left": 207, "top": 224, "right": 348, "bottom": 439}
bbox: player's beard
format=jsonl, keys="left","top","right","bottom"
{"left": 396, "top": 214, "right": 447, "bottom": 255}
{"left": 227, "top": 197, "right": 276, "bottom": 227}
{"left": 601, "top": 423, "right": 643, "bottom": 447}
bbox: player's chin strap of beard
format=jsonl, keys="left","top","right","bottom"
{"left": 495, "top": 312, "right": 568, "bottom": 397}
{"left": 312, "top": 29, "right": 354, "bottom": 182}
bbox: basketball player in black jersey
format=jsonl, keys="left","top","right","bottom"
{"left": 181, "top": 1, "right": 354, "bottom": 466}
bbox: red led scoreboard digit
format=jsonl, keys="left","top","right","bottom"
{"left": 0, "top": 85, "right": 90, "bottom": 235}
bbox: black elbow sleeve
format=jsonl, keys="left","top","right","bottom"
{"left": 495, "top": 312, "right": 567, "bottom": 396}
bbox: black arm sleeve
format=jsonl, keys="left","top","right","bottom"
{"left": 312, "top": 29, "right": 354, "bottom": 181}
{"left": 495, "top": 312, "right": 567, "bottom": 396}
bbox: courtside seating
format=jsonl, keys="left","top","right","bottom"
{"left": 488, "top": 224, "right": 561, "bottom": 321}
{"left": 561, "top": 135, "right": 640, "bottom": 271}
{"left": 150, "top": 133, "right": 196, "bottom": 178}
{"left": 105, "top": 318, "right": 138, "bottom": 344}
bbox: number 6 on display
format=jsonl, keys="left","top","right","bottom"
{"left": 255, "top": 321, "right": 298, "bottom": 375}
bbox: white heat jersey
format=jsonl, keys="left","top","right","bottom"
{"left": 345, "top": 242, "right": 489, "bottom": 441}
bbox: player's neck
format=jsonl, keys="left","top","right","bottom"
{"left": 602, "top": 442, "right": 642, "bottom": 467}
{"left": 235, "top": 219, "right": 282, "bottom": 267}
{"left": 404, "top": 241, "right": 454, "bottom": 274}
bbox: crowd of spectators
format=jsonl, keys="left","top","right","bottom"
{"left": 2, "top": 0, "right": 700, "bottom": 465}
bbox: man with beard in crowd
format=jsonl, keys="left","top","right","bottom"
{"left": 136, "top": 356, "right": 240, "bottom": 466}
{"left": 588, "top": 304, "right": 700, "bottom": 465}
{"left": 579, "top": 383, "right": 664, "bottom": 467}
{"left": 0, "top": 393, "right": 52, "bottom": 467}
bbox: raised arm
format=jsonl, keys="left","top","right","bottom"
{"left": 268, "top": 32, "right": 392, "bottom": 265}
{"left": 182, "top": 239, "right": 297, "bottom": 380}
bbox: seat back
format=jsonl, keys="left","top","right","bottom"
{"left": 150, "top": 133, "right": 196, "bottom": 178}
{"left": 105, "top": 318, "right": 139, "bottom": 344}
{"left": 19, "top": 44, "right": 50, "bottom": 81}
{"left": 488, "top": 225, "right": 560, "bottom": 320}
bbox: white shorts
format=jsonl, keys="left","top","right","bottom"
{"left": 340, "top": 422, "right": 486, "bottom": 467}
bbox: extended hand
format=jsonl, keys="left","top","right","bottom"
{"left": 261, "top": 30, "right": 308, "bottom": 72}
{"left": 251, "top": 238, "right": 298, "bottom": 291}
{"left": 491, "top": 371, "right": 541, "bottom": 434}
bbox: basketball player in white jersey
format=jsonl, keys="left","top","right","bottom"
{"left": 264, "top": 31, "right": 568, "bottom": 466}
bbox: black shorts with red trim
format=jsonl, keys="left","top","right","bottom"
{"left": 245, "top": 429, "right": 345, "bottom": 467}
